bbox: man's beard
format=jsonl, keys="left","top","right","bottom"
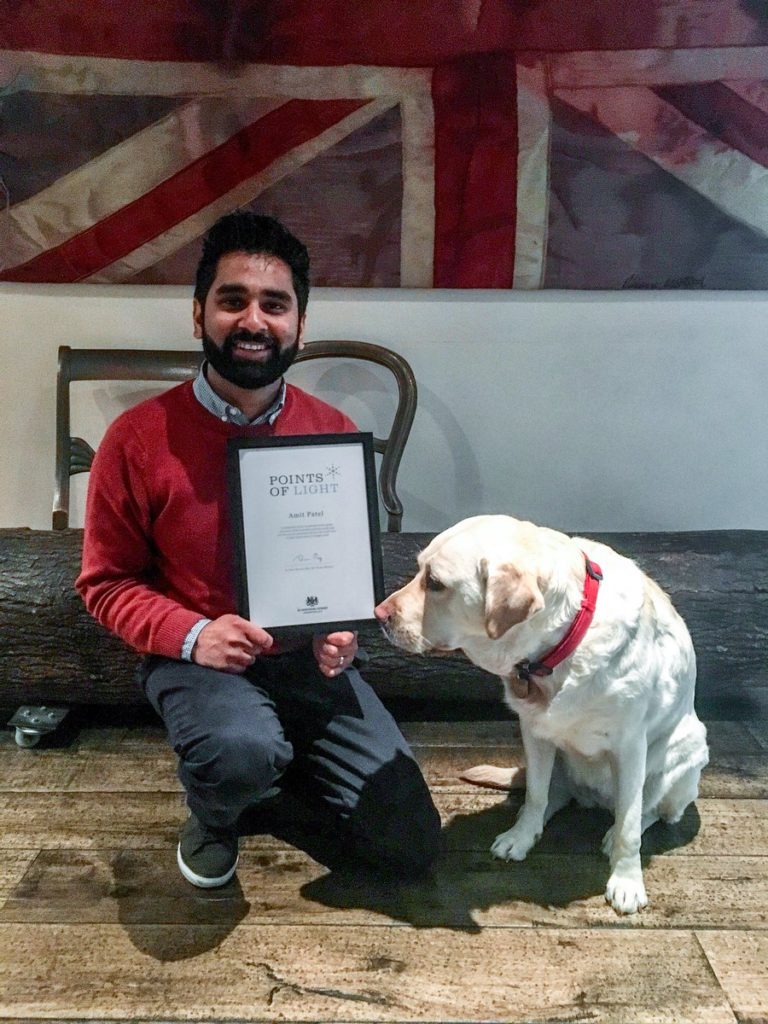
{"left": 202, "top": 329, "right": 300, "bottom": 390}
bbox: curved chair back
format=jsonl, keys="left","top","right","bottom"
{"left": 53, "top": 341, "right": 417, "bottom": 532}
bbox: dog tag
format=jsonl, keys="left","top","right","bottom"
{"left": 509, "top": 676, "right": 530, "bottom": 699}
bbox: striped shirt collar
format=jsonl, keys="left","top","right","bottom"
{"left": 192, "top": 362, "right": 286, "bottom": 426}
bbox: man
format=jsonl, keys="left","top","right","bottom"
{"left": 77, "top": 212, "right": 441, "bottom": 888}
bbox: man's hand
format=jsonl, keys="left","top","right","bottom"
{"left": 193, "top": 614, "right": 273, "bottom": 673}
{"left": 313, "top": 631, "right": 358, "bottom": 678}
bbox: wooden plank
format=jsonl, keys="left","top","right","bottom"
{"left": 0, "top": 792, "right": 184, "bottom": 849}
{"left": 698, "top": 755, "right": 768, "bottom": 799}
{"left": 0, "top": 718, "right": 757, "bottom": 759}
{"left": 0, "top": 721, "right": 763, "bottom": 799}
{"left": 2, "top": 717, "right": 753, "bottom": 757}
{"left": 0, "top": 851, "right": 39, "bottom": 902}
{"left": 436, "top": 794, "right": 768, "bottom": 859}
{"left": 3, "top": 848, "right": 768, "bottom": 932}
{"left": 0, "top": 721, "right": 167, "bottom": 754}
{"left": 0, "top": 788, "right": 715, "bottom": 858}
{"left": 73, "top": 716, "right": 757, "bottom": 756}
{"left": 0, "top": 749, "right": 81, "bottom": 791}
{"left": 403, "top": 720, "right": 521, "bottom": 746}
{"left": 417, "top": 746, "right": 768, "bottom": 799}
{"left": 72, "top": 723, "right": 167, "bottom": 752}
{"left": 64, "top": 756, "right": 180, "bottom": 793}
{"left": 0, "top": 923, "right": 736, "bottom": 1022}
{"left": 0, "top": 792, "right": 764, "bottom": 859}
{"left": 706, "top": 720, "right": 768, "bottom": 754}
{"left": 407, "top": 719, "right": 765, "bottom": 752}
{"left": 697, "top": 932, "right": 768, "bottom": 1024}
{"left": 4, "top": 747, "right": 522, "bottom": 794}
{"left": 3, "top": 526, "right": 766, "bottom": 710}
{"left": 747, "top": 721, "right": 768, "bottom": 751}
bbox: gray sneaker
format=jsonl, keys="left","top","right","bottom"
{"left": 177, "top": 813, "right": 239, "bottom": 888}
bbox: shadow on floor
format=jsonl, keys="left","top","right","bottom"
{"left": 111, "top": 849, "right": 251, "bottom": 962}
{"left": 98, "top": 788, "right": 704, "bottom": 958}
{"left": 256, "top": 791, "right": 703, "bottom": 932}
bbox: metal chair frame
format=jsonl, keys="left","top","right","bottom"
{"left": 53, "top": 341, "right": 417, "bottom": 532}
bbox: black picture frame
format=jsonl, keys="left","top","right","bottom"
{"left": 227, "top": 432, "right": 384, "bottom": 635}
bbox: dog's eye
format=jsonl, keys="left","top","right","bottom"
{"left": 424, "top": 569, "right": 446, "bottom": 593}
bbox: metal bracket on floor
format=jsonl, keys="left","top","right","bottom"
{"left": 7, "top": 705, "right": 70, "bottom": 748}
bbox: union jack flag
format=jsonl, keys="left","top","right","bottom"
{"left": 2, "top": 0, "right": 768, "bottom": 288}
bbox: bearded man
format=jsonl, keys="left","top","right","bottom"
{"left": 77, "top": 212, "right": 441, "bottom": 888}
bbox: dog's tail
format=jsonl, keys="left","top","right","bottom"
{"left": 459, "top": 764, "right": 526, "bottom": 790}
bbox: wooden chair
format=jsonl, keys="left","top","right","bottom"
{"left": 53, "top": 341, "right": 417, "bottom": 532}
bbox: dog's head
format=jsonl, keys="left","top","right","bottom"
{"left": 375, "top": 516, "right": 547, "bottom": 655}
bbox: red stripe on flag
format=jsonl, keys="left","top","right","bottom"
{"left": 3, "top": 0, "right": 764, "bottom": 63}
{"left": 2, "top": 98, "right": 367, "bottom": 283}
{"left": 432, "top": 54, "right": 518, "bottom": 288}
{"left": 656, "top": 83, "right": 768, "bottom": 170}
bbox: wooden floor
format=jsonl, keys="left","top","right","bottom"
{"left": 0, "top": 715, "right": 767, "bottom": 1023}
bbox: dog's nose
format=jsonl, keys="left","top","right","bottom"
{"left": 374, "top": 600, "right": 390, "bottom": 622}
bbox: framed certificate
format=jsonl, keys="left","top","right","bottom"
{"left": 227, "top": 433, "right": 384, "bottom": 634}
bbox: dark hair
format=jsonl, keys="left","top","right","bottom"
{"left": 194, "top": 211, "right": 310, "bottom": 316}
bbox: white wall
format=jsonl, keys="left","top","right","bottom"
{"left": 2, "top": 282, "right": 767, "bottom": 532}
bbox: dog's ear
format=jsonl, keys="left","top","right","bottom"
{"left": 481, "top": 559, "right": 545, "bottom": 639}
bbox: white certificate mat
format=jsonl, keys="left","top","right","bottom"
{"left": 228, "top": 433, "right": 384, "bottom": 633}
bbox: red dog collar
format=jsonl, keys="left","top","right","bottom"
{"left": 515, "top": 555, "right": 603, "bottom": 684}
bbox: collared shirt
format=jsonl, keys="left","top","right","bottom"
{"left": 181, "top": 363, "right": 286, "bottom": 660}
{"left": 192, "top": 362, "right": 286, "bottom": 426}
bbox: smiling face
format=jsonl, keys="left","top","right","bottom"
{"left": 193, "top": 250, "right": 305, "bottom": 392}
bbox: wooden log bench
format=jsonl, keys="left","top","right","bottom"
{"left": 0, "top": 528, "right": 766, "bottom": 737}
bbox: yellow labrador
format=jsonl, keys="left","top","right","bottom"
{"left": 375, "top": 515, "right": 708, "bottom": 914}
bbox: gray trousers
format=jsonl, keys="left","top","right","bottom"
{"left": 141, "top": 647, "right": 441, "bottom": 875}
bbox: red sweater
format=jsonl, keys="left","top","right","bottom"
{"left": 77, "top": 380, "right": 356, "bottom": 657}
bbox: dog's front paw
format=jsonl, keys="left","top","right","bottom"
{"left": 490, "top": 824, "right": 539, "bottom": 861}
{"left": 605, "top": 871, "right": 648, "bottom": 915}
